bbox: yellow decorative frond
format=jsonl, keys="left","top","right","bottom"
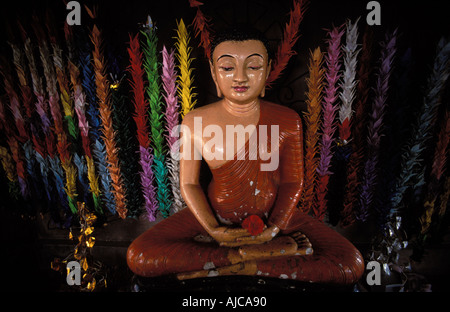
{"left": 175, "top": 19, "right": 197, "bottom": 118}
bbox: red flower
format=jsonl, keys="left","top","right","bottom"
{"left": 242, "top": 215, "right": 265, "bottom": 236}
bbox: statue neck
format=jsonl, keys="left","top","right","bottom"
{"left": 222, "top": 98, "right": 260, "bottom": 117}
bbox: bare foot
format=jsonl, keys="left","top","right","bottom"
{"left": 178, "top": 233, "right": 314, "bottom": 280}
{"left": 228, "top": 233, "right": 313, "bottom": 264}
{"left": 177, "top": 261, "right": 258, "bottom": 280}
{"left": 290, "top": 231, "right": 314, "bottom": 256}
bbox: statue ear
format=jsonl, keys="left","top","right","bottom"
{"left": 210, "top": 60, "right": 223, "bottom": 98}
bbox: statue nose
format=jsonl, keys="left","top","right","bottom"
{"left": 233, "top": 67, "right": 248, "bottom": 82}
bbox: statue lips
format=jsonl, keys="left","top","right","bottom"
{"left": 232, "top": 86, "right": 249, "bottom": 92}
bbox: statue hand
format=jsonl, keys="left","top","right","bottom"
{"left": 209, "top": 226, "right": 251, "bottom": 246}
{"left": 219, "top": 225, "right": 280, "bottom": 247}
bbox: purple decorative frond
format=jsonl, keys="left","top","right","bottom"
{"left": 139, "top": 145, "right": 158, "bottom": 221}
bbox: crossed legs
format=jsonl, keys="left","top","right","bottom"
{"left": 127, "top": 208, "right": 364, "bottom": 285}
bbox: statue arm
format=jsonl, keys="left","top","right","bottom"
{"left": 179, "top": 113, "right": 250, "bottom": 244}
{"left": 268, "top": 115, "right": 304, "bottom": 231}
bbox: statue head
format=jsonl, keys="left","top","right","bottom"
{"left": 209, "top": 27, "right": 272, "bottom": 103}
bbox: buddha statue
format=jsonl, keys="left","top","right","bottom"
{"left": 127, "top": 27, "right": 365, "bottom": 285}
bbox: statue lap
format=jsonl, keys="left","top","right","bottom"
{"left": 127, "top": 207, "right": 365, "bottom": 285}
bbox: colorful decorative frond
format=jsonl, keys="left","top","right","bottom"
{"left": 66, "top": 42, "right": 102, "bottom": 213}
{"left": 313, "top": 25, "right": 344, "bottom": 221}
{"left": 175, "top": 19, "right": 197, "bottom": 118}
{"left": 0, "top": 97, "right": 20, "bottom": 194}
{"left": 8, "top": 37, "right": 43, "bottom": 199}
{"left": 78, "top": 36, "right": 116, "bottom": 214}
{"left": 0, "top": 59, "right": 27, "bottom": 142}
{"left": 141, "top": 17, "right": 172, "bottom": 218}
{"left": 0, "top": 145, "right": 17, "bottom": 184}
{"left": 127, "top": 32, "right": 158, "bottom": 220}
{"left": 419, "top": 109, "right": 449, "bottom": 234}
{"left": 338, "top": 18, "right": 360, "bottom": 145}
{"left": 33, "top": 18, "right": 78, "bottom": 214}
{"left": 110, "top": 77, "right": 143, "bottom": 218}
{"left": 19, "top": 25, "right": 56, "bottom": 206}
{"left": 189, "top": 0, "right": 214, "bottom": 59}
{"left": 90, "top": 22, "right": 128, "bottom": 218}
{"left": 340, "top": 26, "right": 374, "bottom": 227}
{"left": 358, "top": 29, "right": 397, "bottom": 222}
{"left": 47, "top": 24, "right": 78, "bottom": 142}
{"left": 8, "top": 40, "right": 34, "bottom": 120}
{"left": 301, "top": 47, "right": 324, "bottom": 214}
{"left": 162, "top": 45, "right": 185, "bottom": 214}
{"left": 0, "top": 60, "right": 29, "bottom": 198}
{"left": 389, "top": 37, "right": 450, "bottom": 218}
{"left": 266, "top": 0, "right": 308, "bottom": 88}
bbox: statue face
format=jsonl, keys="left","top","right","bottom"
{"left": 210, "top": 40, "right": 270, "bottom": 104}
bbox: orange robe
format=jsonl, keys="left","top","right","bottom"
{"left": 127, "top": 102, "right": 364, "bottom": 284}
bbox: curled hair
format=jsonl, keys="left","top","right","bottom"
{"left": 210, "top": 26, "right": 273, "bottom": 62}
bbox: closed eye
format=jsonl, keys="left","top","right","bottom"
{"left": 220, "top": 66, "right": 234, "bottom": 71}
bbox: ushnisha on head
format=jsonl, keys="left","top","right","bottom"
{"left": 209, "top": 27, "right": 273, "bottom": 102}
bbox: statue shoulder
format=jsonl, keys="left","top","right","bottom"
{"left": 261, "top": 101, "right": 302, "bottom": 125}
{"left": 182, "top": 102, "right": 221, "bottom": 126}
